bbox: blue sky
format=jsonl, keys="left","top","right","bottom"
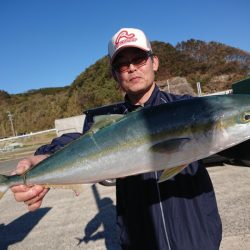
{"left": 0, "top": 0, "right": 249, "bottom": 94}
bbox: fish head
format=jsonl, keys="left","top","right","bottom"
{"left": 211, "top": 94, "right": 250, "bottom": 149}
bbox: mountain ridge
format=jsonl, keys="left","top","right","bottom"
{"left": 1, "top": 39, "right": 249, "bottom": 137}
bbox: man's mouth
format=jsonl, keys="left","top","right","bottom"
{"left": 130, "top": 76, "right": 140, "bottom": 81}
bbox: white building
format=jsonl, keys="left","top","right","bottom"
{"left": 55, "top": 115, "right": 86, "bottom": 136}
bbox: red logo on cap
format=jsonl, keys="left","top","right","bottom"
{"left": 115, "top": 30, "right": 137, "bottom": 48}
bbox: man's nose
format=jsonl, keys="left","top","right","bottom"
{"left": 127, "top": 63, "right": 137, "bottom": 72}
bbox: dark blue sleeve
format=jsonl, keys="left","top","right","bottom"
{"left": 34, "top": 113, "right": 94, "bottom": 155}
{"left": 34, "top": 132, "right": 83, "bottom": 155}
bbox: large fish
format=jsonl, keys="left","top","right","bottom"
{"left": 1, "top": 94, "right": 250, "bottom": 199}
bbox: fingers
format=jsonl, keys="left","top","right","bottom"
{"left": 30, "top": 154, "right": 50, "bottom": 165}
{"left": 24, "top": 187, "right": 49, "bottom": 206}
{"left": 10, "top": 155, "right": 50, "bottom": 212}
{"left": 13, "top": 159, "right": 33, "bottom": 175}
{"left": 27, "top": 199, "right": 44, "bottom": 212}
{"left": 10, "top": 184, "right": 29, "bottom": 194}
{"left": 12, "top": 185, "right": 43, "bottom": 202}
{"left": 11, "top": 184, "right": 50, "bottom": 211}
{"left": 25, "top": 188, "right": 50, "bottom": 212}
{"left": 12, "top": 155, "right": 49, "bottom": 175}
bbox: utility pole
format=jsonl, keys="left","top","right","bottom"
{"left": 167, "top": 80, "right": 170, "bottom": 93}
{"left": 6, "top": 111, "right": 16, "bottom": 137}
{"left": 196, "top": 82, "right": 202, "bottom": 96}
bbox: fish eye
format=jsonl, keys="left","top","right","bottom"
{"left": 244, "top": 114, "right": 250, "bottom": 120}
{"left": 240, "top": 112, "right": 250, "bottom": 123}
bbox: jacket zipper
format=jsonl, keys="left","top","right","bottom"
{"left": 154, "top": 171, "right": 172, "bottom": 250}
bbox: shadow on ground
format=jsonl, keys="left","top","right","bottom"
{"left": 0, "top": 207, "right": 51, "bottom": 250}
{"left": 76, "top": 184, "right": 120, "bottom": 250}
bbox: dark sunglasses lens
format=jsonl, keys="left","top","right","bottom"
{"left": 132, "top": 55, "right": 148, "bottom": 65}
{"left": 113, "top": 52, "right": 152, "bottom": 72}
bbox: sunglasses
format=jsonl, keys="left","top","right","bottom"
{"left": 112, "top": 51, "right": 153, "bottom": 73}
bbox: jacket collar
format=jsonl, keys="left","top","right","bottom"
{"left": 143, "top": 84, "right": 161, "bottom": 107}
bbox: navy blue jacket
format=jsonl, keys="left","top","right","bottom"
{"left": 35, "top": 85, "right": 222, "bottom": 250}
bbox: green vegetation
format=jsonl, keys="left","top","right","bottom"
{"left": 1, "top": 39, "right": 249, "bottom": 137}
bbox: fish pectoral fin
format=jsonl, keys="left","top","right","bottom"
{"left": 41, "top": 184, "right": 85, "bottom": 196}
{"left": 158, "top": 164, "right": 188, "bottom": 183}
{"left": 150, "top": 138, "right": 190, "bottom": 153}
{"left": 88, "top": 114, "right": 125, "bottom": 133}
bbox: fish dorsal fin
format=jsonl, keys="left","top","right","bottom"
{"left": 158, "top": 164, "right": 188, "bottom": 183}
{"left": 150, "top": 138, "right": 190, "bottom": 153}
{"left": 89, "top": 114, "right": 125, "bottom": 134}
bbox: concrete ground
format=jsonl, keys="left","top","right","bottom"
{"left": 0, "top": 157, "right": 249, "bottom": 250}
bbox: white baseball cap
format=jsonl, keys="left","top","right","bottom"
{"left": 108, "top": 28, "right": 152, "bottom": 63}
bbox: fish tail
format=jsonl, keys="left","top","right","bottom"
{"left": 0, "top": 175, "right": 9, "bottom": 200}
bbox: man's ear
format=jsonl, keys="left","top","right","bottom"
{"left": 112, "top": 69, "right": 122, "bottom": 91}
{"left": 112, "top": 69, "right": 118, "bottom": 81}
{"left": 152, "top": 56, "right": 159, "bottom": 71}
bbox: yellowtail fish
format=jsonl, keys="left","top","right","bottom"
{"left": 1, "top": 94, "right": 250, "bottom": 199}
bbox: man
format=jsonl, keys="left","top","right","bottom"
{"left": 11, "top": 28, "right": 222, "bottom": 250}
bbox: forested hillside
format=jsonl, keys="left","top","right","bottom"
{"left": 1, "top": 39, "right": 250, "bottom": 137}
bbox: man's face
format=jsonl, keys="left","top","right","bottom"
{"left": 112, "top": 47, "right": 159, "bottom": 96}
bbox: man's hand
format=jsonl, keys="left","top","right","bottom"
{"left": 11, "top": 155, "right": 50, "bottom": 211}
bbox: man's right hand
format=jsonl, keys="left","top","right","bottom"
{"left": 10, "top": 155, "right": 50, "bottom": 212}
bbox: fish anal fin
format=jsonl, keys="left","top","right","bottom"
{"left": 158, "top": 164, "right": 188, "bottom": 183}
{"left": 41, "top": 184, "right": 85, "bottom": 196}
